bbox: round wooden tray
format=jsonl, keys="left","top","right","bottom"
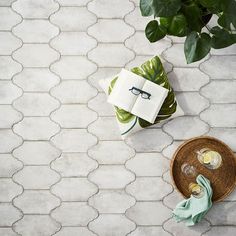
{"left": 171, "top": 136, "right": 236, "bottom": 202}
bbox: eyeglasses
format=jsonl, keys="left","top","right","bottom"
{"left": 129, "top": 86, "right": 151, "bottom": 99}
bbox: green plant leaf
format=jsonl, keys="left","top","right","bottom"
{"left": 140, "top": 0, "right": 154, "bottom": 16}
{"left": 220, "top": 0, "right": 236, "bottom": 28}
{"left": 152, "top": 0, "right": 181, "bottom": 17}
{"left": 131, "top": 56, "right": 168, "bottom": 86}
{"left": 211, "top": 26, "right": 236, "bottom": 49}
{"left": 198, "top": 0, "right": 221, "bottom": 13}
{"left": 184, "top": 32, "right": 211, "bottom": 64}
{"left": 115, "top": 107, "right": 135, "bottom": 123}
{"left": 182, "top": 3, "right": 203, "bottom": 32}
{"left": 160, "top": 14, "right": 187, "bottom": 36}
{"left": 198, "top": 0, "right": 217, "bottom": 8}
{"left": 145, "top": 20, "right": 166, "bottom": 42}
{"left": 108, "top": 76, "right": 117, "bottom": 95}
{"left": 218, "top": 13, "right": 231, "bottom": 30}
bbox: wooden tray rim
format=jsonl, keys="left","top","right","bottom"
{"left": 170, "top": 136, "right": 236, "bottom": 202}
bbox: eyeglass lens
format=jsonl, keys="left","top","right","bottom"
{"left": 130, "top": 87, "right": 141, "bottom": 95}
{"left": 141, "top": 93, "right": 150, "bottom": 99}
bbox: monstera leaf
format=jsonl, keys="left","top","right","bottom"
{"left": 109, "top": 56, "right": 177, "bottom": 128}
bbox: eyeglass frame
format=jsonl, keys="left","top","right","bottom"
{"left": 129, "top": 86, "right": 151, "bottom": 100}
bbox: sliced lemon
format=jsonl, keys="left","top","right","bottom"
{"left": 189, "top": 183, "right": 198, "bottom": 192}
{"left": 192, "top": 185, "right": 201, "bottom": 194}
{"left": 203, "top": 152, "right": 212, "bottom": 164}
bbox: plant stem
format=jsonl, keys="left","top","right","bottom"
{"left": 204, "top": 24, "right": 212, "bottom": 33}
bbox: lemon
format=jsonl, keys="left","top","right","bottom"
{"left": 203, "top": 152, "right": 212, "bottom": 164}
{"left": 189, "top": 183, "right": 198, "bottom": 191}
{"left": 189, "top": 183, "right": 202, "bottom": 196}
{"left": 192, "top": 185, "right": 201, "bottom": 194}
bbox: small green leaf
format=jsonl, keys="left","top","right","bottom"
{"left": 199, "top": 0, "right": 217, "bottom": 8}
{"left": 152, "top": 0, "right": 181, "bottom": 17}
{"left": 160, "top": 14, "right": 187, "bottom": 36}
{"left": 220, "top": 0, "right": 236, "bottom": 28}
{"left": 211, "top": 26, "right": 236, "bottom": 49}
{"left": 198, "top": 0, "right": 221, "bottom": 13}
{"left": 184, "top": 32, "right": 211, "bottom": 64}
{"left": 145, "top": 20, "right": 166, "bottom": 42}
{"left": 115, "top": 107, "right": 135, "bottom": 123}
{"left": 218, "top": 13, "right": 231, "bottom": 30}
{"left": 182, "top": 3, "right": 203, "bottom": 32}
{"left": 108, "top": 77, "right": 117, "bottom": 95}
{"left": 140, "top": 0, "right": 153, "bottom": 16}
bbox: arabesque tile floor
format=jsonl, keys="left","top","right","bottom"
{"left": 0, "top": 0, "right": 236, "bottom": 235}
